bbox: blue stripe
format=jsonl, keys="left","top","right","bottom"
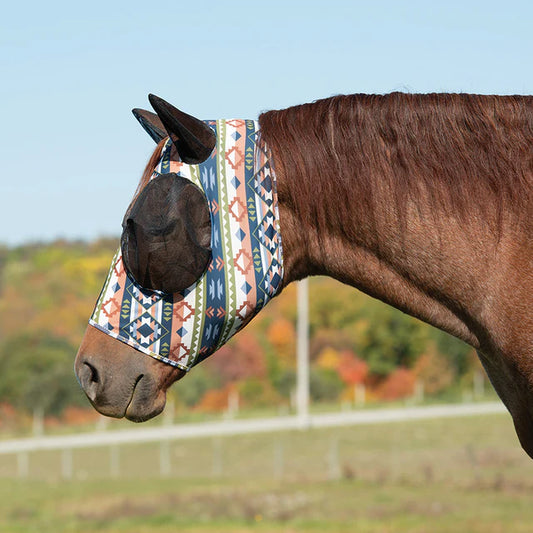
{"left": 244, "top": 121, "right": 265, "bottom": 307}
{"left": 197, "top": 122, "right": 226, "bottom": 361}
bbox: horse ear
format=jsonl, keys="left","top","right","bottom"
{"left": 132, "top": 108, "right": 167, "bottom": 143}
{"left": 148, "top": 94, "right": 216, "bottom": 164}
{"left": 121, "top": 173, "right": 212, "bottom": 294}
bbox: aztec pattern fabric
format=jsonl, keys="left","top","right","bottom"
{"left": 89, "top": 119, "right": 283, "bottom": 371}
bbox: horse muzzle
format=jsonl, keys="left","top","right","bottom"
{"left": 75, "top": 326, "right": 185, "bottom": 422}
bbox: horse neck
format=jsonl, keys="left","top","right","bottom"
{"left": 261, "top": 94, "right": 533, "bottom": 352}
{"left": 276, "top": 175, "right": 487, "bottom": 350}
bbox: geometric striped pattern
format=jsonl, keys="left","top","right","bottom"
{"left": 89, "top": 119, "right": 283, "bottom": 371}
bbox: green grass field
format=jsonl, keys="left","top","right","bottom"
{"left": 1, "top": 412, "right": 533, "bottom": 532}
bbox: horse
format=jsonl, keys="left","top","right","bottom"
{"left": 75, "top": 92, "right": 533, "bottom": 459}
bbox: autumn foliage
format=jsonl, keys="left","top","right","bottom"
{"left": 337, "top": 351, "right": 368, "bottom": 386}
{"left": 195, "top": 384, "right": 235, "bottom": 412}
{"left": 266, "top": 317, "right": 296, "bottom": 367}
{"left": 375, "top": 368, "right": 417, "bottom": 400}
{"left": 205, "top": 332, "right": 266, "bottom": 384}
{"left": 0, "top": 240, "right": 479, "bottom": 419}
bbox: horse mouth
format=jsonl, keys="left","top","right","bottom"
{"left": 123, "top": 373, "right": 166, "bottom": 422}
{"left": 124, "top": 373, "right": 145, "bottom": 419}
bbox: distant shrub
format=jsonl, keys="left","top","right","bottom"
{"left": 337, "top": 351, "right": 368, "bottom": 386}
{"left": 172, "top": 365, "right": 220, "bottom": 408}
{"left": 413, "top": 345, "right": 456, "bottom": 395}
{"left": 375, "top": 368, "right": 416, "bottom": 400}
{"left": 195, "top": 386, "right": 231, "bottom": 413}
{"left": 310, "top": 368, "right": 344, "bottom": 402}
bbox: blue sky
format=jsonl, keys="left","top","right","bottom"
{"left": 2, "top": 0, "right": 532, "bottom": 244}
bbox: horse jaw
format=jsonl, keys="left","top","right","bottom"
{"left": 75, "top": 326, "right": 185, "bottom": 422}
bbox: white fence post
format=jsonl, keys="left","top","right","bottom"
{"left": 33, "top": 407, "right": 44, "bottom": 436}
{"left": 159, "top": 440, "right": 171, "bottom": 477}
{"left": 355, "top": 384, "right": 366, "bottom": 407}
{"left": 17, "top": 451, "right": 29, "bottom": 478}
{"left": 414, "top": 380, "right": 425, "bottom": 403}
{"left": 164, "top": 399, "right": 175, "bottom": 426}
{"left": 110, "top": 445, "right": 120, "bottom": 478}
{"left": 474, "top": 371, "right": 485, "bottom": 398}
{"left": 212, "top": 437, "right": 223, "bottom": 477}
{"left": 61, "top": 448, "right": 73, "bottom": 480}
{"left": 274, "top": 439, "right": 284, "bottom": 479}
{"left": 96, "top": 415, "right": 109, "bottom": 431}
{"left": 327, "top": 436, "right": 341, "bottom": 480}
{"left": 297, "top": 278, "right": 310, "bottom": 425}
{"left": 226, "top": 389, "right": 239, "bottom": 419}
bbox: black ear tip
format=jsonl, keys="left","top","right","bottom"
{"left": 148, "top": 94, "right": 163, "bottom": 107}
{"left": 132, "top": 108, "right": 167, "bottom": 143}
{"left": 147, "top": 95, "right": 215, "bottom": 164}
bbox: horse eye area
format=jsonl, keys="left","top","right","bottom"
{"left": 121, "top": 173, "right": 212, "bottom": 293}
{"left": 147, "top": 219, "right": 177, "bottom": 237}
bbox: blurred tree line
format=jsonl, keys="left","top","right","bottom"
{"left": 0, "top": 239, "right": 484, "bottom": 422}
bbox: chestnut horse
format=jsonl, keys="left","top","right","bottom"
{"left": 76, "top": 92, "right": 533, "bottom": 458}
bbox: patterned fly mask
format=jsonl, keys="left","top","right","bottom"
{"left": 89, "top": 96, "right": 283, "bottom": 372}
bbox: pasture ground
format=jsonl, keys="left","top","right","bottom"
{"left": 1, "top": 412, "right": 533, "bottom": 532}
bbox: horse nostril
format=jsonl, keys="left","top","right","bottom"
{"left": 84, "top": 362, "right": 99, "bottom": 384}
{"left": 76, "top": 358, "right": 102, "bottom": 402}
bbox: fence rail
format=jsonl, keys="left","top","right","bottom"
{"left": 0, "top": 401, "right": 506, "bottom": 455}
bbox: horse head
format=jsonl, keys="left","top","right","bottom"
{"left": 75, "top": 95, "right": 284, "bottom": 421}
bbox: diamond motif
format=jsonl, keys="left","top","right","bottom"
{"left": 225, "top": 145, "right": 244, "bottom": 170}
{"left": 173, "top": 301, "right": 194, "bottom": 321}
{"left": 264, "top": 223, "right": 276, "bottom": 240}
{"left": 233, "top": 249, "right": 252, "bottom": 275}
{"left": 229, "top": 197, "right": 246, "bottom": 222}
{"left": 138, "top": 322, "right": 155, "bottom": 338}
{"left": 236, "top": 301, "right": 253, "bottom": 320}
{"left": 102, "top": 297, "right": 121, "bottom": 319}
{"left": 226, "top": 119, "right": 245, "bottom": 128}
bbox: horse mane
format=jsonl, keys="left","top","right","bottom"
{"left": 259, "top": 93, "right": 533, "bottom": 237}
{"left": 136, "top": 137, "right": 168, "bottom": 196}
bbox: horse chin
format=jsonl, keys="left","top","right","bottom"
{"left": 75, "top": 325, "right": 186, "bottom": 423}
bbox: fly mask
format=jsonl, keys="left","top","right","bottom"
{"left": 89, "top": 96, "right": 284, "bottom": 372}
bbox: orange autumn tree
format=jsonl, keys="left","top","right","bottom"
{"left": 337, "top": 350, "right": 368, "bottom": 386}
{"left": 195, "top": 384, "right": 235, "bottom": 412}
{"left": 204, "top": 331, "right": 267, "bottom": 384}
{"left": 199, "top": 332, "right": 273, "bottom": 411}
{"left": 375, "top": 368, "right": 416, "bottom": 400}
{"left": 266, "top": 317, "right": 296, "bottom": 368}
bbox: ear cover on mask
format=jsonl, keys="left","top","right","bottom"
{"left": 120, "top": 173, "right": 212, "bottom": 294}
{"left": 132, "top": 108, "right": 167, "bottom": 143}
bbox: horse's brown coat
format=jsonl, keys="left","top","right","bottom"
{"left": 76, "top": 93, "right": 533, "bottom": 458}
